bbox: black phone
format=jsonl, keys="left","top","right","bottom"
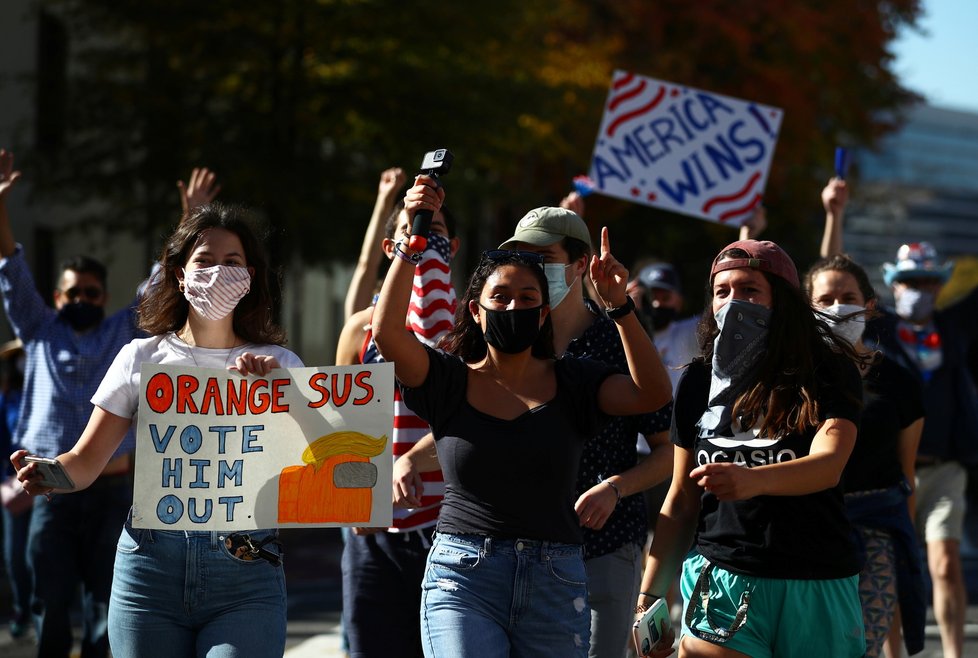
{"left": 23, "top": 456, "right": 76, "bottom": 490}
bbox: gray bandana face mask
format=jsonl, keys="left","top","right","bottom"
{"left": 697, "top": 299, "right": 772, "bottom": 437}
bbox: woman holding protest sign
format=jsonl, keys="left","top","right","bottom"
{"left": 371, "top": 175, "right": 671, "bottom": 657}
{"left": 637, "top": 239, "right": 867, "bottom": 658}
{"left": 12, "top": 202, "right": 302, "bottom": 658}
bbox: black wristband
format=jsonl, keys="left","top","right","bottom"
{"left": 605, "top": 296, "right": 635, "bottom": 319}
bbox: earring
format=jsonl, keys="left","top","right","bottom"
{"left": 178, "top": 282, "right": 185, "bottom": 293}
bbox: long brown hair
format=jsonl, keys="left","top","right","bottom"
{"left": 138, "top": 203, "right": 286, "bottom": 345}
{"left": 696, "top": 250, "right": 863, "bottom": 439}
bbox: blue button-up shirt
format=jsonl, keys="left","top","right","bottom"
{"left": 0, "top": 245, "right": 138, "bottom": 457}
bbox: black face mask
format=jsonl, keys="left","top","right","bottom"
{"left": 58, "top": 302, "right": 105, "bottom": 332}
{"left": 479, "top": 304, "right": 543, "bottom": 354}
{"left": 648, "top": 306, "right": 677, "bottom": 331}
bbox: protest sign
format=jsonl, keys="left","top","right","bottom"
{"left": 588, "top": 70, "right": 783, "bottom": 226}
{"left": 132, "top": 362, "right": 394, "bottom": 531}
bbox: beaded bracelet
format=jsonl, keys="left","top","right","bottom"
{"left": 393, "top": 240, "right": 422, "bottom": 264}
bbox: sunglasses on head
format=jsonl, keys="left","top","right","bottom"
{"left": 481, "top": 250, "right": 544, "bottom": 268}
{"left": 62, "top": 286, "right": 104, "bottom": 301}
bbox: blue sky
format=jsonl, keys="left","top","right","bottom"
{"left": 893, "top": 0, "right": 978, "bottom": 113}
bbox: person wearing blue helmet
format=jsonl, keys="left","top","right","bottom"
{"left": 868, "top": 241, "right": 978, "bottom": 658}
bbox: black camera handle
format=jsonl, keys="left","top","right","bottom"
{"left": 407, "top": 173, "right": 442, "bottom": 252}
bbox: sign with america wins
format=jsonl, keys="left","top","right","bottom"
{"left": 588, "top": 70, "right": 784, "bottom": 226}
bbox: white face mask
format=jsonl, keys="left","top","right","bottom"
{"left": 821, "top": 303, "right": 866, "bottom": 345}
{"left": 543, "top": 262, "right": 574, "bottom": 308}
{"left": 181, "top": 265, "right": 251, "bottom": 321}
{"left": 895, "top": 287, "right": 936, "bottom": 325}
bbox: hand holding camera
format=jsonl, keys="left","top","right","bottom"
{"left": 407, "top": 149, "right": 453, "bottom": 252}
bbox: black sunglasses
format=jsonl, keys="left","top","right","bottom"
{"left": 62, "top": 285, "right": 104, "bottom": 301}
{"left": 481, "top": 250, "right": 544, "bottom": 267}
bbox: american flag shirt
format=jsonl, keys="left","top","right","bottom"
{"left": 361, "top": 233, "right": 456, "bottom": 532}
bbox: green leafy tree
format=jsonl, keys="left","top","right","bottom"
{"left": 20, "top": 0, "right": 921, "bottom": 303}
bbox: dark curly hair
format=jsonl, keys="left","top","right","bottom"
{"left": 138, "top": 202, "right": 286, "bottom": 346}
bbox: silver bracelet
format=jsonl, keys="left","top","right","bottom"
{"left": 602, "top": 478, "right": 622, "bottom": 504}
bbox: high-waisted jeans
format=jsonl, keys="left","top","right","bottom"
{"left": 108, "top": 520, "right": 286, "bottom": 658}
{"left": 420, "top": 533, "right": 590, "bottom": 658}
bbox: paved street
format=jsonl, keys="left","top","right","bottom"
{"left": 0, "top": 527, "right": 348, "bottom": 658}
{"left": 5, "top": 526, "right": 978, "bottom": 657}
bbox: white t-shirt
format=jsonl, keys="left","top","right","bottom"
{"left": 654, "top": 314, "right": 700, "bottom": 394}
{"left": 92, "top": 332, "right": 304, "bottom": 422}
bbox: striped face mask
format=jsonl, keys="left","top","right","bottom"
{"left": 182, "top": 265, "right": 252, "bottom": 321}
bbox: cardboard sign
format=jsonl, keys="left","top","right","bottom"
{"left": 588, "top": 70, "right": 783, "bottom": 225}
{"left": 132, "top": 363, "right": 394, "bottom": 531}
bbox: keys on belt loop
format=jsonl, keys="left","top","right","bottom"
{"left": 224, "top": 533, "right": 282, "bottom": 566}
{"left": 684, "top": 559, "right": 751, "bottom": 644}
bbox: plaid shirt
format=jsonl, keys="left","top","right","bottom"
{"left": 0, "top": 245, "right": 138, "bottom": 457}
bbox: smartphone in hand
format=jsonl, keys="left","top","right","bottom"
{"left": 23, "top": 456, "right": 75, "bottom": 490}
{"left": 633, "top": 597, "right": 671, "bottom": 656}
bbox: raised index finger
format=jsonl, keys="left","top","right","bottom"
{"left": 600, "top": 226, "right": 611, "bottom": 258}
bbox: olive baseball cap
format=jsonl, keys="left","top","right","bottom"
{"left": 498, "top": 207, "right": 591, "bottom": 250}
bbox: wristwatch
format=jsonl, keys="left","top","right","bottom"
{"left": 605, "top": 296, "right": 635, "bottom": 320}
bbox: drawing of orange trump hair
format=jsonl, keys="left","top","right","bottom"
{"left": 278, "top": 430, "right": 387, "bottom": 524}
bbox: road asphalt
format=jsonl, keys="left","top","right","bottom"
{"left": 4, "top": 527, "right": 978, "bottom": 657}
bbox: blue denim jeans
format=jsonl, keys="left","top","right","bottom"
{"left": 108, "top": 520, "right": 286, "bottom": 658}
{"left": 342, "top": 527, "right": 432, "bottom": 658}
{"left": 420, "top": 533, "right": 590, "bottom": 658}
{"left": 27, "top": 477, "right": 132, "bottom": 658}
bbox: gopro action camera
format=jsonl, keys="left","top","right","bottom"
{"left": 408, "top": 148, "right": 454, "bottom": 251}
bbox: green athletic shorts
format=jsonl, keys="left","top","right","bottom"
{"left": 680, "top": 552, "right": 866, "bottom": 658}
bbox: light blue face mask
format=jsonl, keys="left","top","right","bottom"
{"left": 543, "top": 262, "right": 574, "bottom": 308}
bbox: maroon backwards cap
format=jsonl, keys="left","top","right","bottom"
{"left": 710, "top": 239, "right": 800, "bottom": 289}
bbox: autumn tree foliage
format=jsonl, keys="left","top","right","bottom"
{"left": 19, "top": 0, "right": 921, "bottom": 296}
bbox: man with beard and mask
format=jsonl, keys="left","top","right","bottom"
{"left": 335, "top": 199, "right": 459, "bottom": 658}
{"left": 496, "top": 207, "right": 674, "bottom": 658}
{"left": 861, "top": 241, "right": 978, "bottom": 658}
{"left": 0, "top": 149, "right": 219, "bottom": 658}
